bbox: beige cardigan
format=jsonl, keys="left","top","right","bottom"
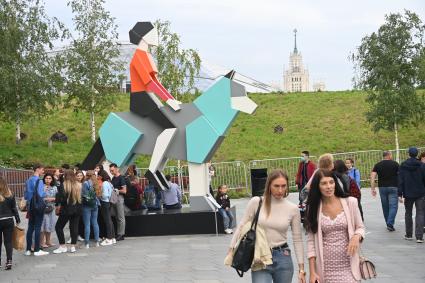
{"left": 307, "top": 197, "right": 365, "bottom": 281}
{"left": 224, "top": 221, "right": 273, "bottom": 271}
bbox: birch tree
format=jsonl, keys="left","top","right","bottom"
{"left": 352, "top": 10, "right": 425, "bottom": 162}
{"left": 65, "top": 0, "right": 124, "bottom": 142}
{"left": 153, "top": 20, "right": 201, "bottom": 99}
{"left": 0, "top": 0, "right": 67, "bottom": 144}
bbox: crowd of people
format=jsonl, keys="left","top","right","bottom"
{"left": 1, "top": 148, "right": 424, "bottom": 282}
{"left": 0, "top": 162, "right": 183, "bottom": 270}
{"left": 225, "top": 147, "right": 425, "bottom": 283}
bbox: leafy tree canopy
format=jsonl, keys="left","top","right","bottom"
{"left": 352, "top": 10, "right": 425, "bottom": 132}
{"left": 65, "top": 0, "right": 125, "bottom": 141}
{"left": 153, "top": 20, "right": 201, "bottom": 100}
{"left": 0, "top": 0, "right": 67, "bottom": 143}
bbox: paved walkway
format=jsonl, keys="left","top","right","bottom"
{"left": 1, "top": 189, "right": 424, "bottom": 282}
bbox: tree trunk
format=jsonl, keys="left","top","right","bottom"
{"left": 15, "top": 117, "right": 21, "bottom": 145}
{"left": 15, "top": 75, "right": 21, "bottom": 144}
{"left": 90, "top": 110, "right": 96, "bottom": 143}
{"left": 90, "top": 95, "right": 96, "bottom": 142}
{"left": 394, "top": 121, "right": 400, "bottom": 163}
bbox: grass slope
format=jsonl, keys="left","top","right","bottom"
{"left": 1, "top": 91, "right": 424, "bottom": 168}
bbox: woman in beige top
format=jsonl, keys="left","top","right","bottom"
{"left": 228, "top": 169, "right": 306, "bottom": 283}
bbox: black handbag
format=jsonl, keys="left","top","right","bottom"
{"left": 231, "top": 197, "right": 263, "bottom": 277}
{"left": 44, "top": 205, "right": 54, "bottom": 214}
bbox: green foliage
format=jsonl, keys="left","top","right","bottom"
{"left": 65, "top": 0, "right": 125, "bottom": 141}
{"left": 153, "top": 20, "right": 201, "bottom": 99}
{"left": 1, "top": 91, "right": 425, "bottom": 168}
{"left": 0, "top": 0, "right": 67, "bottom": 143}
{"left": 418, "top": 48, "right": 425, "bottom": 89}
{"left": 352, "top": 10, "right": 425, "bottom": 133}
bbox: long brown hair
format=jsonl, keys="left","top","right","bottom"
{"left": 305, "top": 169, "right": 348, "bottom": 233}
{"left": 63, "top": 170, "right": 81, "bottom": 205}
{"left": 85, "top": 170, "right": 101, "bottom": 197}
{"left": 0, "top": 177, "right": 12, "bottom": 202}
{"left": 262, "top": 169, "right": 289, "bottom": 217}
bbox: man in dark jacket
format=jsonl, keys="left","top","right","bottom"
{"left": 295, "top": 150, "right": 316, "bottom": 205}
{"left": 398, "top": 147, "right": 425, "bottom": 243}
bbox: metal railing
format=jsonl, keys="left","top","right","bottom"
{"left": 0, "top": 167, "right": 33, "bottom": 198}
{"left": 2, "top": 146, "right": 424, "bottom": 197}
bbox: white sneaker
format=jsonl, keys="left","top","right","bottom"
{"left": 112, "top": 238, "right": 116, "bottom": 244}
{"left": 24, "top": 250, "right": 32, "bottom": 256}
{"left": 34, "top": 250, "right": 49, "bottom": 256}
{"left": 100, "top": 239, "right": 113, "bottom": 246}
{"left": 95, "top": 241, "right": 100, "bottom": 247}
{"left": 224, "top": 229, "right": 233, "bottom": 234}
{"left": 53, "top": 246, "right": 68, "bottom": 254}
{"left": 78, "top": 236, "right": 84, "bottom": 242}
{"left": 66, "top": 238, "right": 71, "bottom": 244}
{"left": 85, "top": 244, "right": 90, "bottom": 249}
{"left": 70, "top": 246, "right": 76, "bottom": 253}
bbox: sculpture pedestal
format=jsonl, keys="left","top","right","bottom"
{"left": 124, "top": 206, "right": 237, "bottom": 236}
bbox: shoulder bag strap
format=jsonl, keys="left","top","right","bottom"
{"left": 34, "top": 179, "right": 41, "bottom": 200}
{"left": 251, "top": 197, "right": 263, "bottom": 231}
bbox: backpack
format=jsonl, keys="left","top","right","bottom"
{"left": 82, "top": 181, "right": 97, "bottom": 208}
{"left": 29, "top": 179, "right": 46, "bottom": 215}
{"left": 110, "top": 188, "right": 119, "bottom": 204}
{"left": 144, "top": 185, "right": 161, "bottom": 210}
{"left": 124, "top": 184, "right": 139, "bottom": 210}
{"left": 349, "top": 177, "right": 361, "bottom": 199}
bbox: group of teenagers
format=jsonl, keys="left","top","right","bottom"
{"left": 0, "top": 162, "right": 140, "bottom": 270}
{"left": 23, "top": 163, "right": 130, "bottom": 256}
{"left": 0, "top": 161, "right": 192, "bottom": 270}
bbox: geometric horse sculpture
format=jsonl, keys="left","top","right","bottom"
{"left": 81, "top": 22, "right": 258, "bottom": 210}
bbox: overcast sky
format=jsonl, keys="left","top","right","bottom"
{"left": 44, "top": 0, "right": 424, "bottom": 91}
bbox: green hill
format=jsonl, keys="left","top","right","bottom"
{"left": 1, "top": 90, "right": 425, "bottom": 168}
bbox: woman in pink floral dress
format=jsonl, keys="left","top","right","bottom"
{"left": 305, "top": 169, "right": 365, "bottom": 283}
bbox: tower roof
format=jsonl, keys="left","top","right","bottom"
{"left": 293, "top": 28, "right": 298, "bottom": 54}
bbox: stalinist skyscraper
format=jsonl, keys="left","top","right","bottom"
{"left": 283, "top": 29, "right": 310, "bottom": 92}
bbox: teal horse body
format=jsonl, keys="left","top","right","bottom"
{"left": 97, "top": 73, "right": 257, "bottom": 168}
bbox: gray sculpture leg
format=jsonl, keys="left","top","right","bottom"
{"left": 145, "top": 128, "right": 177, "bottom": 190}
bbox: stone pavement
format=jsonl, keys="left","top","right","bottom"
{"left": 1, "top": 189, "right": 424, "bottom": 283}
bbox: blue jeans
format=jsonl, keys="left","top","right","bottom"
{"left": 26, "top": 213, "right": 43, "bottom": 252}
{"left": 218, "top": 208, "right": 234, "bottom": 229}
{"left": 252, "top": 248, "right": 294, "bottom": 283}
{"left": 379, "top": 187, "right": 399, "bottom": 226}
{"left": 82, "top": 206, "right": 99, "bottom": 244}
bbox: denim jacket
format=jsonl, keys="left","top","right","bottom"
{"left": 101, "top": 181, "right": 113, "bottom": 202}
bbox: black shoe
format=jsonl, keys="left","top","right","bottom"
{"left": 116, "top": 235, "right": 125, "bottom": 241}
{"left": 5, "top": 260, "right": 12, "bottom": 270}
{"left": 387, "top": 225, "right": 395, "bottom": 232}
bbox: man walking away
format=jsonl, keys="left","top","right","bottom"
{"left": 398, "top": 147, "right": 425, "bottom": 243}
{"left": 295, "top": 150, "right": 316, "bottom": 205}
{"left": 109, "top": 163, "right": 126, "bottom": 241}
{"left": 371, "top": 151, "right": 399, "bottom": 231}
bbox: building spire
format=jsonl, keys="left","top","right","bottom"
{"left": 293, "top": 28, "right": 298, "bottom": 54}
